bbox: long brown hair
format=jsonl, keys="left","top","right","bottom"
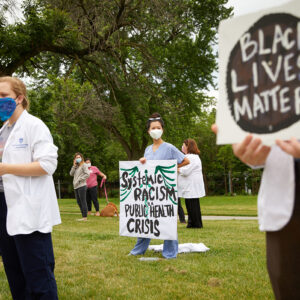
{"left": 184, "top": 138, "right": 200, "bottom": 155}
{"left": 74, "top": 152, "right": 85, "bottom": 166}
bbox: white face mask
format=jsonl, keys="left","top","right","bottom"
{"left": 86, "top": 163, "right": 91, "bottom": 168}
{"left": 149, "top": 129, "right": 163, "bottom": 140}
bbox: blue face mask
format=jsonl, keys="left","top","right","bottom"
{"left": 0, "top": 97, "right": 17, "bottom": 121}
{"left": 76, "top": 158, "right": 82, "bottom": 163}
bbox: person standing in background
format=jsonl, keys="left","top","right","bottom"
{"left": 70, "top": 152, "right": 90, "bottom": 221}
{"left": 85, "top": 158, "right": 107, "bottom": 216}
{"left": 178, "top": 138, "right": 205, "bottom": 228}
{"left": 0, "top": 76, "right": 61, "bottom": 299}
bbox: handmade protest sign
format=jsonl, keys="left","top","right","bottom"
{"left": 119, "top": 160, "right": 178, "bottom": 240}
{"left": 216, "top": 0, "right": 300, "bottom": 144}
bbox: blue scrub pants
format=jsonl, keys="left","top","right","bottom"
{"left": 0, "top": 193, "right": 58, "bottom": 300}
{"left": 130, "top": 238, "right": 178, "bottom": 259}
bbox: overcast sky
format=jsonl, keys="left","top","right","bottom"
{"left": 226, "top": 0, "right": 291, "bottom": 16}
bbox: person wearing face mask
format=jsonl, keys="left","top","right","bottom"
{"left": 70, "top": 152, "right": 90, "bottom": 221}
{"left": 129, "top": 112, "right": 190, "bottom": 259}
{"left": 178, "top": 139, "right": 205, "bottom": 228}
{"left": 0, "top": 76, "right": 61, "bottom": 299}
{"left": 85, "top": 158, "right": 107, "bottom": 216}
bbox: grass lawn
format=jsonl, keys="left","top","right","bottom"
{"left": 0, "top": 196, "right": 272, "bottom": 300}
{"left": 59, "top": 195, "right": 259, "bottom": 217}
{"left": 200, "top": 195, "right": 258, "bottom": 217}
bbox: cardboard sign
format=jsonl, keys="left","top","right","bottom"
{"left": 216, "top": 0, "right": 300, "bottom": 145}
{"left": 119, "top": 160, "right": 178, "bottom": 240}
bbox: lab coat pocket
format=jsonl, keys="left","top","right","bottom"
{"left": 22, "top": 194, "right": 42, "bottom": 230}
{"left": 22, "top": 177, "right": 41, "bottom": 230}
{"left": 183, "top": 182, "right": 192, "bottom": 193}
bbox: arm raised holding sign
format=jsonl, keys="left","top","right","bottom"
{"left": 216, "top": 5, "right": 300, "bottom": 298}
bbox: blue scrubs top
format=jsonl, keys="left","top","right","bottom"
{"left": 144, "top": 142, "right": 185, "bottom": 163}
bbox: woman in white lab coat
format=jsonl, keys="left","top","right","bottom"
{"left": 0, "top": 76, "right": 60, "bottom": 299}
{"left": 178, "top": 138, "right": 205, "bottom": 228}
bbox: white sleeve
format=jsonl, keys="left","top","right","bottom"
{"left": 179, "top": 156, "right": 201, "bottom": 177}
{"left": 31, "top": 121, "right": 58, "bottom": 175}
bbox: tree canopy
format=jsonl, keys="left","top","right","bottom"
{"left": 0, "top": 0, "right": 258, "bottom": 196}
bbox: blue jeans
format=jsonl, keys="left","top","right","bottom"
{"left": 0, "top": 193, "right": 58, "bottom": 300}
{"left": 130, "top": 238, "right": 178, "bottom": 259}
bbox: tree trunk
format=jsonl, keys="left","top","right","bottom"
{"left": 229, "top": 170, "right": 233, "bottom": 195}
{"left": 203, "top": 172, "right": 209, "bottom": 195}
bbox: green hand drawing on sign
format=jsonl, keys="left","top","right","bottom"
{"left": 120, "top": 166, "right": 139, "bottom": 202}
{"left": 155, "top": 164, "right": 177, "bottom": 205}
{"left": 120, "top": 164, "right": 177, "bottom": 206}
{"left": 144, "top": 170, "right": 150, "bottom": 218}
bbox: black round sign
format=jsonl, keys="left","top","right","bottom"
{"left": 227, "top": 13, "right": 300, "bottom": 134}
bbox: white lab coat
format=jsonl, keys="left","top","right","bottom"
{"left": 177, "top": 154, "right": 206, "bottom": 198}
{"left": 257, "top": 145, "right": 295, "bottom": 232}
{"left": 1, "top": 110, "right": 61, "bottom": 235}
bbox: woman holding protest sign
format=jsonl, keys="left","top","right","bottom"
{"left": 212, "top": 124, "right": 300, "bottom": 299}
{"left": 178, "top": 138, "right": 205, "bottom": 228}
{"left": 70, "top": 152, "right": 90, "bottom": 221}
{"left": 129, "top": 112, "right": 189, "bottom": 259}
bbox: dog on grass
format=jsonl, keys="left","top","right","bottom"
{"left": 100, "top": 202, "right": 119, "bottom": 217}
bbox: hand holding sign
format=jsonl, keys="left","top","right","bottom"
{"left": 212, "top": 123, "right": 271, "bottom": 165}
{"left": 139, "top": 157, "right": 147, "bottom": 164}
{"left": 276, "top": 137, "right": 300, "bottom": 158}
{"left": 232, "top": 136, "right": 271, "bottom": 165}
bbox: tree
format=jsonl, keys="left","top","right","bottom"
{"left": 1, "top": 0, "right": 232, "bottom": 160}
